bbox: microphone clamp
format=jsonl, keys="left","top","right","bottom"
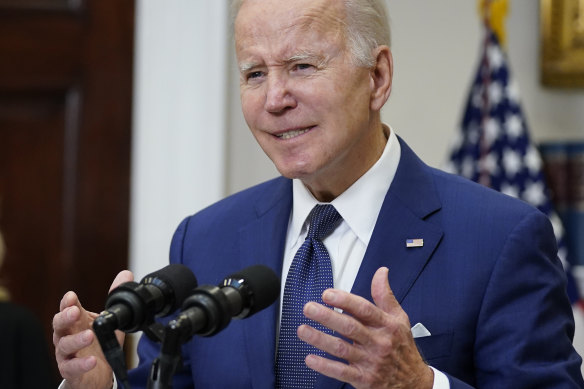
{"left": 171, "top": 285, "right": 234, "bottom": 339}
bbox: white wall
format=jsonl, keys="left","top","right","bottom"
{"left": 383, "top": 0, "right": 481, "bottom": 167}
{"left": 130, "top": 1, "right": 229, "bottom": 279}
{"left": 226, "top": 0, "right": 584, "bottom": 193}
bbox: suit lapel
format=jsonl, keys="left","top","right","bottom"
{"left": 351, "top": 138, "right": 444, "bottom": 304}
{"left": 239, "top": 178, "right": 292, "bottom": 389}
{"left": 350, "top": 197, "right": 443, "bottom": 305}
{"left": 316, "top": 139, "right": 444, "bottom": 389}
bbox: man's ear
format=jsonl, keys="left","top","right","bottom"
{"left": 369, "top": 46, "right": 393, "bottom": 112}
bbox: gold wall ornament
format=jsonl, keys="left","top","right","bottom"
{"left": 478, "top": 0, "right": 509, "bottom": 47}
{"left": 541, "top": 0, "right": 584, "bottom": 87}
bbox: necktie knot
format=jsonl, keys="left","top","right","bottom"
{"left": 307, "top": 204, "right": 341, "bottom": 241}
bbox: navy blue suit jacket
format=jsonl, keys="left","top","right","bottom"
{"left": 128, "top": 139, "right": 583, "bottom": 388}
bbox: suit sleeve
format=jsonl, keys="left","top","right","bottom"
{"left": 446, "top": 210, "right": 583, "bottom": 388}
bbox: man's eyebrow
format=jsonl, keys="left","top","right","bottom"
{"left": 239, "top": 62, "right": 258, "bottom": 73}
{"left": 239, "top": 51, "right": 328, "bottom": 72}
{"left": 286, "top": 52, "right": 326, "bottom": 66}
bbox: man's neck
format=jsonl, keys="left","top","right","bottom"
{"left": 302, "top": 124, "right": 390, "bottom": 202}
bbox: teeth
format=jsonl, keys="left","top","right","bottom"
{"left": 278, "top": 128, "right": 310, "bottom": 139}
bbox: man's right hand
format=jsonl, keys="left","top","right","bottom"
{"left": 53, "top": 270, "right": 134, "bottom": 389}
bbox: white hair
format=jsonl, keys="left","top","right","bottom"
{"left": 231, "top": 0, "right": 391, "bottom": 67}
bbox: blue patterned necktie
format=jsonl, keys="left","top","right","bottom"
{"left": 276, "top": 204, "right": 342, "bottom": 388}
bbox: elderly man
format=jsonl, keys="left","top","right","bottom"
{"left": 53, "top": 0, "right": 584, "bottom": 388}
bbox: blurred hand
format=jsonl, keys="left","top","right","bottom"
{"left": 53, "top": 270, "right": 134, "bottom": 389}
{"left": 298, "top": 267, "right": 434, "bottom": 389}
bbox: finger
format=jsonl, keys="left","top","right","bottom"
{"left": 57, "top": 329, "right": 95, "bottom": 357}
{"left": 59, "top": 355, "right": 98, "bottom": 379}
{"left": 52, "top": 305, "right": 81, "bottom": 335}
{"left": 108, "top": 270, "right": 134, "bottom": 293}
{"left": 304, "top": 353, "right": 362, "bottom": 385}
{"left": 322, "top": 289, "right": 387, "bottom": 327}
{"left": 370, "top": 267, "right": 400, "bottom": 314}
{"left": 59, "top": 291, "right": 81, "bottom": 312}
{"left": 87, "top": 311, "right": 99, "bottom": 322}
{"left": 297, "top": 323, "right": 363, "bottom": 362}
{"left": 303, "top": 302, "right": 372, "bottom": 346}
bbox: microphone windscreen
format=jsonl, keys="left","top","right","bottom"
{"left": 228, "top": 264, "right": 280, "bottom": 316}
{"left": 142, "top": 264, "right": 198, "bottom": 311}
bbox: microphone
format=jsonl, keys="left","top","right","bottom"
{"left": 169, "top": 264, "right": 280, "bottom": 340}
{"left": 94, "top": 263, "right": 198, "bottom": 334}
{"left": 93, "top": 264, "right": 197, "bottom": 389}
{"left": 147, "top": 265, "right": 280, "bottom": 389}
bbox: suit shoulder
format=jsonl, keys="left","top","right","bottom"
{"left": 429, "top": 166, "right": 539, "bottom": 218}
{"left": 176, "top": 176, "right": 291, "bottom": 232}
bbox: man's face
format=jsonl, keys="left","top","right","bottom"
{"left": 235, "top": 0, "right": 385, "bottom": 199}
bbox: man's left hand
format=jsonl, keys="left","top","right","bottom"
{"left": 297, "top": 267, "right": 434, "bottom": 389}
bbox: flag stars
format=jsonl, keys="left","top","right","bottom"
{"left": 484, "top": 117, "right": 501, "bottom": 146}
{"left": 557, "top": 245, "right": 568, "bottom": 268}
{"left": 505, "top": 114, "right": 523, "bottom": 140}
{"left": 549, "top": 211, "right": 565, "bottom": 241}
{"left": 487, "top": 43, "right": 504, "bottom": 70}
{"left": 501, "top": 183, "right": 520, "bottom": 198}
{"left": 472, "top": 86, "right": 484, "bottom": 108}
{"left": 524, "top": 146, "right": 542, "bottom": 174}
{"left": 502, "top": 148, "right": 522, "bottom": 177}
{"left": 523, "top": 180, "right": 546, "bottom": 207}
{"left": 506, "top": 79, "right": 520, "bottom": 104}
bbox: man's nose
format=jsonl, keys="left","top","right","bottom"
{"left": 264, "top": 74, "right": 297, "bottom": 113}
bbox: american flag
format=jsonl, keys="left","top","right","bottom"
{"left": 443, "top": 28, "right": 581, "bottom": 305}
{"left": 406, "top": 238, "right": 424, "bottom": 248}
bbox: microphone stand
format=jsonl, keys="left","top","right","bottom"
{"left": 146, "top": 322, "right": 183, "bottom": 389}
{"left": 93, "top": 314, "right": 132, "bottom": 389}
{"left": 94, "top": 314, "right": 166, "bottom": 389}
{"left": 146, "top": 285, "right": 229, "bottom": 389}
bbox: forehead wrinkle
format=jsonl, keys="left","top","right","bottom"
{"left": 289, "top": 2, "right": 347, "bottom": 43}
{"left": 235, "top": 0, "right": 348, "bottom": 71}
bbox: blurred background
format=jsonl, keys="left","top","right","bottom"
{"left": 0, "top": 0, "right": 583, "bottom": 382}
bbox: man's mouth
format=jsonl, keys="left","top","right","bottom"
{"left": 276, "top": 126, "right": 314, "bottom": 140}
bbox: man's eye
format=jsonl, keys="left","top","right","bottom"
{"left": 247, "top": 71, "right": 263, "bottom": 80}
{"left": 295, "top": 63, "right": 312, "bottom": 71}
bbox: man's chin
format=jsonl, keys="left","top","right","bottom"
{"left": 271, "top": 159, "right": 313, "bottom": 179}
{"left": 275, "top": 166, "right": 313, "bottom": 181}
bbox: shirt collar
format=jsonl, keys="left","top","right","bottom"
{"left": 289, "top": 125, "right": 401, "bottom": 245}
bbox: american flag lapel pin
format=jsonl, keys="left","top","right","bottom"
{"left": 406, "top": 238, "right": 424, "bottom": 248}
